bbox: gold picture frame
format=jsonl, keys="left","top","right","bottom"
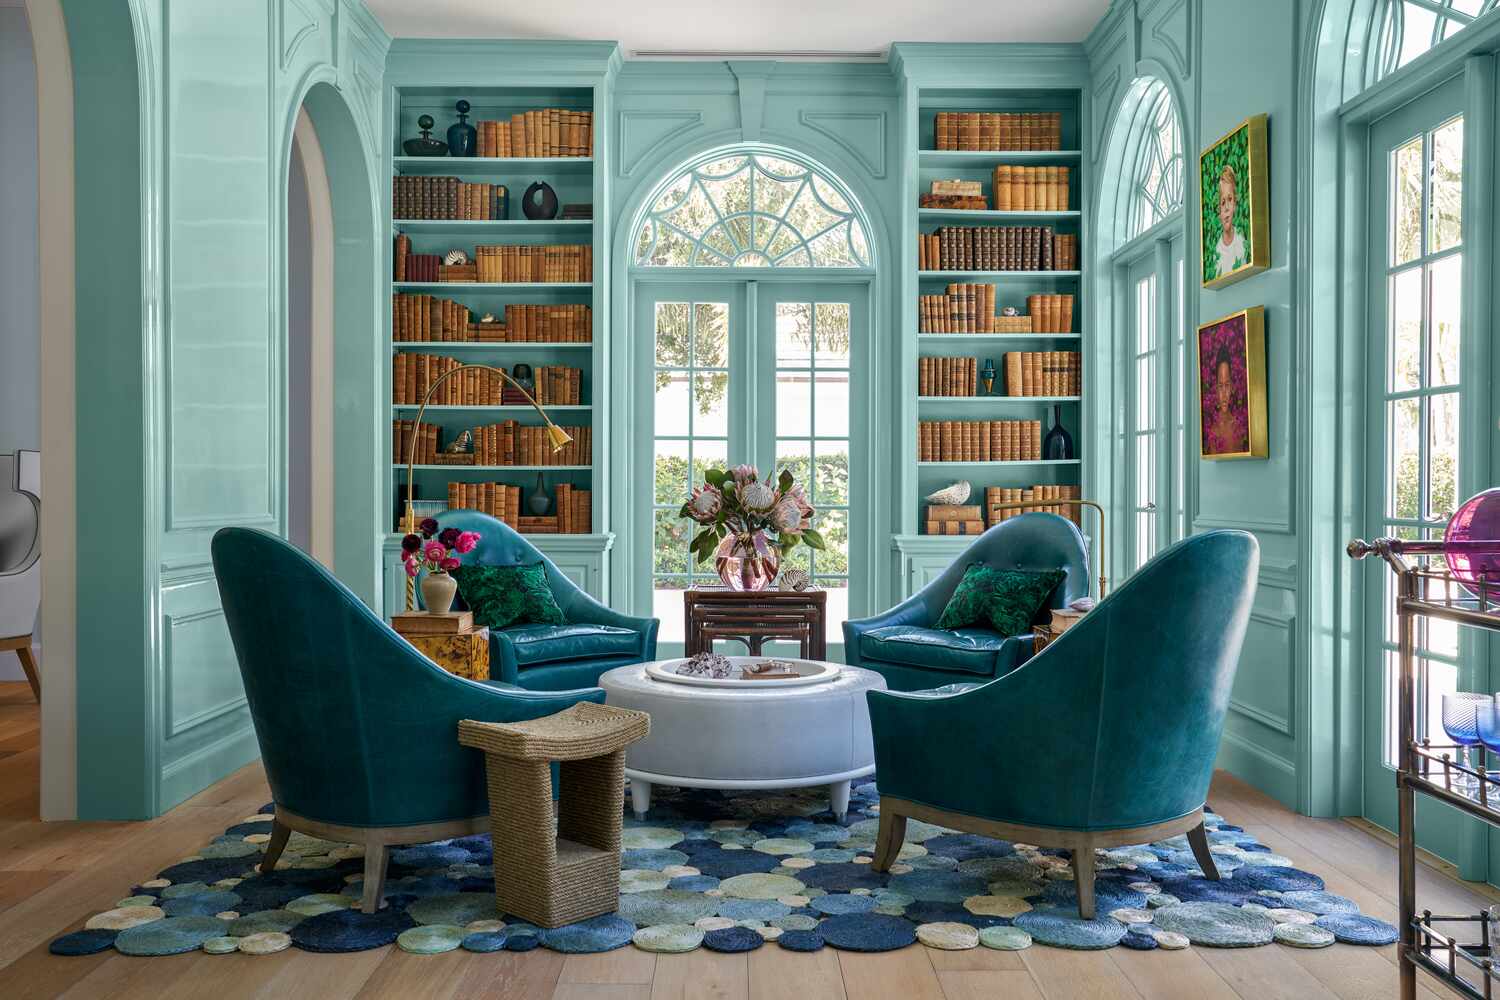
{"left": 1199, "top": 114, "right": 1269, "bottom": 289}
{"left": 1196, "top": 306, "right": 1267, "bottom": 460}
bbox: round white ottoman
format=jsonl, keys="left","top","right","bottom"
{"left": 597, "top": 660, "right": 885, "bottom": 822}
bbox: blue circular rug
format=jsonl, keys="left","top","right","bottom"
{"left": 887, "top": 870, "right": 987, "bottom": 903}
{"left": 902, "top": 901, "right": 1010, "bottom": 929}
{"left": 538, "top": 915, "right": 634, "bottom": 953}
{"left": 818, "top": 913, "right": 918, "bottom": 952}
{"left": 505, "top": 932, "right": 542, "bottom": 951}
{"left": 811, "top": 894, "right": 878, "bottom": 916}
{"left": 668, "top": 875, "right": 720, "bottom": 893}
{"left": 623, "top": 849, "right": 691, "bottom": 870}
{"left": 1229, "top": 867, "right": 1325, "bottom": 893}
{"left": 702, "top": 926, "right": 764, "bottom": 952}
{"left": 796, "top": 862, "right": 890, "bottom": 892}
{"left": 617, "top": 889, "right": 719, "bottom": 927}
{"left": 717, "top": 898, "right": 791, "bottom": 921}
{"left": 1153, "top": 877, "right": 1256, "bottom": 906}
{"left": 680, "top": 847, "right": 782, "bottom": 878}
{"left": 921, "top": 834, "right": 1014, "bottom": 861}
{"left": 461, "top": 930, "right": 509, "bottom": 953}
{"left": 1120, "top": 926, "right": 1158, "bottom": 951}
{"left": 390, "top": 844, "right": 469, "bottom": 868}
{"left": 49, "top": 929, "right": 119, "bottom": 956}
{"left": 160, "top": 891, "right": 243, "bottom": 917}
{"left": 1150, "top": 902, "right": 1275, "bottom": 947}
{"left": 1013, "top": 907, "right": 1128, "bottom": 950}
{"left": 288, "top": 907, "right": 415, "bottom": 952}
{"left": 114, "top": 916, "right": 228, "bottom": 956}
{"left": 777, "top": 928, "right": 826, "bottom": 952}
{"left": 1277, "top": 891, "right": 1359, "bottom": 916}
{"left": 1315, "top": 913, "right": 1399, "bottom": 945}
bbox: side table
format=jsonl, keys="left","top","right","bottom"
{"left": 458, "top": 702, "right": 650, "bottom": 928}
{"left": 684, "top": 587, "right": 827, "bottom": 660}
{"left": 392, "top": 613, "right": 490, "bottom": 682}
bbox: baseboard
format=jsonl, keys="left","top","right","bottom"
{"left": 158, "top": 723, "right": 260, "bottom": 814}
{"left": 1215, "top": 729, "right": 1298, "bottom": 810}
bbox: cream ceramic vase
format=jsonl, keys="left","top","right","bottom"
{"left": 421, "top": 570, "right": 457, "bottom": 615}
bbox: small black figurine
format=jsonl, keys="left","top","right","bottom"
{"left": 447, "top": 100, "right": 477, "bottom": 157}
{"left": 522, "top": 181, "right": 560, "bottom": 220}
{"left": 403, "top": 114, "right": 448, "bottom": 157}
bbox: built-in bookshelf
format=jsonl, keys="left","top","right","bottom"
{"left": 899, "top": 69, "right": 1088, "bottom": 556}
{"left": 388, "top": 84, "right": 604, "bottom": 539}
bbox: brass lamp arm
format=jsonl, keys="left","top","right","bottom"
{"left": 984, "top": 498, "right": 1107, "bottom": 597}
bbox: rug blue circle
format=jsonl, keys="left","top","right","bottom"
{"left": 224, "top": 821, "right": 274, "bottom": 837}
{"left": 114, "top": 916, "right": 228, "bottom": 956}
{"left": 618, "top": 889, "right": 720, "bottom": 927}
{"left": 817, "top": 913, "right": 918, "bottom": 952}
{"left": 461, "top": 930, "right": 509, "bottom": 952}
{"left": 901, "top": 901, "right": 1010, "bottom": 929}
{"left": 1013, "top": 907, "right": 1128, "bottom": 950}
{"left": 154, "top": 859, "right": 256, "bottom": 885}
{"left": 1039, "top": 880, "right": 1149, "bottom": 911}
{"left": 160, "top": 891, "right": 243, "bottom": 917}
{"left": 921, "top": 833, "right": 1014, "bottom": 862}
{"left": 669, "top": 875, "right": 720, "bottom": 893}
{"left": 811, "top": 894, "right": 878, "bottom": 916}
{"left": 888, "top": 870, "right": 987, "bottom": 903}
{"left": 796, "top": 862, "right": 890, "bottom": 892}
{"left": 1120, "top": 926, "right": 1159, "bottom": 950}
{"left": 538, "top": 914, "right": 635, "bottom": 953}
{"left": 680, "top": 847, "right": 783, "bottom": 878}
{"left": 1229, "top": 867, "right": 1325, "bottom": 894}
{"left": 1152, "top": 877, "right": 1256, "bottom": 906}
{"left": 1315, "top": 913, "right": 1399, "bottom": 945}
{"left": 50, "top": 929, "right": 119, "bottom": 956}
{"left": 717, "top": 898, "right": 792, "bottom": 921}
{"left": 505, "top": 932, "right": 542, "bottom": 951}
{"left": 390, "top": 844, "right": 469, "bottom": 869}
{"left": 622, "top": 849, "right": 691, "bottom": 871}
{"left": 805, "top": 848, "right": 859, "bottom": 863}
{"left": 289, "top": 907, "right": 415, "bottom": 953}
{"left": 777, "top": 929, "right": 826, "bottom": 951}
{"left": 234, "top": 882, "right": 318, "bottom": 912}
{"left": 702, "top": 926, "right": 764, "bottom": 952}
{"left": 1277, "top": 890, "right": 1359, "bottom": 915}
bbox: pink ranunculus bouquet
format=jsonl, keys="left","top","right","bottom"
{"left": 402, "top": 518, "right": 480, "bottom": 578}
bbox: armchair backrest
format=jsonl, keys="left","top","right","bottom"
{"left": 423, "top": 509, "right": 593, "bottom": 619}
{"left": 910, "top": 513, "right": 1090, "bottom": 626}
{"left": 212, "top": 527, "right": 505, "bottom": 826}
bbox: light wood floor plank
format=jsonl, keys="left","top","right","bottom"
{"left": 747, "top": 946, "right": 847, "bottom": 1000}
{"left": 835, "top": 947, "right": 944, "bottom": 1000}
{"left": 1193, "top": 946, "right": 1341, "bottom": 1000}
{"left": 924, "top": 943, "right": 1026, "bottom": 972}
{"left": 1106, "top": 946, "right": 1239, "bottom": 1000}
{"left": 936, "top": 969, "right": 1044, "bottom": 1000}
{"left": 1019, "top": 948, "right": 1144, "bottom": 1000}
{"left": 561, "top": 948, "right": 657, "bottom": 985}
{"left": 649, "top": 950, "right": 749, "bottom": 1000}
{"left": 553, "top": 985, "right": 653, "bottom": 1000}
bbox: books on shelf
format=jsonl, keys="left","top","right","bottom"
{"left": 393, "top": 419, "right": 440, "bottom": 465}
{"left": 393, "top": 178, "right": 509, "bottom": 220}
{"left": 925, "top": 504, "right": 985, "bottom": 535}
{"left": 392, "top": 296, "right": 592, "bottom": 343}
{"left": 446, "top": 483, "right": 593, "bottom": 533}
{"left": 471, "top": 109, "right": 594, "bottom": 158}
{"left": 1003, "top": 352, "right": 1081, "bottom": 396}
{"left": 991, "top": 166, "right": 1070, "bottom": 211}
{"left": 929, "top": 179, "right": 983, "bottom": 197}
{"left": 918, "top": 357, "right": 978, "bottom": 397}
{"left": 392, "top": 355, "right": 582, "bottom": 406}
{"left": 985, "top": 485, "right": 1082, "bottom": 527}
{"left": 918, "top": 193, "right": 988, "bottom": 211}
{"left": 447, "top": 481, "right": 522, "bottom": 527}
{"left": 918, "top": 420, "right": 1042, "bottom": 462}
{"left": 474, "top": 244, "right": 593, "bottom": 283}
{"left": 918, "top": 283, "right": 997, "bottom": 334}
{"left": 1053, "top": 234, "right": 1078, "bottom": 271}
{"left": 1024, "top": 294, "right": 1074, "bottom": 334}
{"left": 469, "top": 422, "right": 591, "bottom": 466}
{"left": 934, "top": 111, "right": 1063, "bottom": 151}
{"left": 919, "top": 226, "right": 1060, "bottom": 271}
{"left": 395, "top": 233, "right": 411, "bottom": 281}
{"left": 403, "top": 253, "right": 443, "bottom": 282}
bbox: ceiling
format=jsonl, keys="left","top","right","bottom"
{"left": 362, "top": 0, "right": 1112, "bottom": 59}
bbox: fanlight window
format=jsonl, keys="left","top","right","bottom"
{"left": 1131, "top": 81, "right": 1184, "bottom": 239}
{"left": 635, "top": 153, "right": 871, "bottom": 268}
{"left": 1374, "top": 0, "right": 1500, "bottom": 81}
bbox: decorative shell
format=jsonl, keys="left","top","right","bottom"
{"left": 443, "top": 249, "right": 469, "bottom": 266}
{"left": 480, "top": 313, "right": 496, "bottom": 324}
{"left": 777, "top": 568, "right": 811, "bottom": 592}
{"left": 924, "top": 481, "right": 972, "bottom": 505}
{"left": 442, "top": 429, "right": 473, "bottom": 454}
{"left": 1001, "top": 306, "right": 1020, "bottom": 316}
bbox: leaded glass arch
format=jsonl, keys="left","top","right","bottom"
{"left": 634, "top": 151, "right": 872, "bottom": 268}
{"left": 1372, "top": 0, "right": 1500, "bottom": 83}
{"left": 1130, "top": 81, "right": 1184, "bottom": 239}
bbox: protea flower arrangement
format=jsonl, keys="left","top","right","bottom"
{"left": 679, "top": 465, "right": 825, "bottom": 591}
{"left": 402, "top": 518, "right": 480, "bottom": 614}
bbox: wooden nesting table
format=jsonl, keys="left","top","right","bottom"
{"left": 683, "top": 587, "right": 828, "bottom": 660}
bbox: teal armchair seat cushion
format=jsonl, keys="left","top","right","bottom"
{"left": 505, "top": 623, "right": 643, "bottom": 665}
{"left": 858, "top": 626, "right": 1028, "bottom": 677}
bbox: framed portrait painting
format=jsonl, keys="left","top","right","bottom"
{"left": 1199, "top": 114, "right": 1269, "bottom": 288}
{"left": 1197, "top": 306, "right": 1267, "bottom": 460}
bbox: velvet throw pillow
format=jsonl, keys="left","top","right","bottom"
{"left": 934, "top": 565, "right": 1066, "bottom": 637}
{"left": 452, "top": 562, "right": 566, "bottom": 630}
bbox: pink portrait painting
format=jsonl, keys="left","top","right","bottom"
{"left": 1198, "top": 314, "right": 1251, "bottom": 457}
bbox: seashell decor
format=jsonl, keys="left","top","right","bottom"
{"left": 443, "top": 249, "right": 469, "bottom": 266}
{"left": 777, "top": 568, "right": 810, "bottom": 592}
{"left": 924, "top": 481, "right": 971, "bottom": 505}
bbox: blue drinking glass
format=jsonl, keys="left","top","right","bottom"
{"left": 1443, "top": 693, "right": 1492, "bottom": 794}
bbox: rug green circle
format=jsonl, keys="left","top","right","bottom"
{"left": 1151, "top": 903, "right": 1275, "bottom": 947}
{"left": 753, "top": 838, "right": 815, "bottom": 856}
{"left": 237, "top": 931, "right": 293, "bottom": 955}
{"left": 964, "top": 895, "right": 1032, "bottom": 918}
{"left": 916, "top": 921, "right": 979, "bottom": 950}
{"left": 397, "top": 924, "right": 464, "bottom": 954}
{"left": 160, "top": 882, "right": 212, "bottom": 899}
{"left": 199, "top": 840, "right": 262, "bottom": 860}
{"left": 286, "top": 894, "right": 351, "bottom": 916}
{"left": 979, "top": 926, "right": 1033, "bottom": 951}
{"left": 632, "top": 923, "right": 703, "bottom": 953}
{"left": 227, "top": 909, "right": 305, "bottom": 937}
{"left": 621, "top": 827, "right": 685, "bottom": 850}
{"left": 115, "top": 916, "right": 228, "bottom": 956}
{"left": 719, "top": 873, "right": 806, "bottom": 900}
{"left": 1274, "top": 923, "right": 1335, "bottom": 949}
{"left": 406, "top": 893, "right": 498, "bottom": 926}
{"left": 202, "top": 936, "right": 240, "bottom": 954}
{"left": 844, "top": 817, "right": 948, "bottom": 843}
{"left": 620, "top": 869, "right": 673, "bottom": 894}
{"left": 618, "top": 889, "right": 720, "bottom": 927}
{"left": 771, "top": 914, "right": 819, "bottom": 931}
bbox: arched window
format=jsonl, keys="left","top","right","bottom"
{"left": 1372, "top": 0, "right": 1500, "bottom": 81}
{"left": 1129, "top": 81, "right": 1184, "bottom": 239}
{"left": 633, "top": 151, "right": 871, "bottom": 268}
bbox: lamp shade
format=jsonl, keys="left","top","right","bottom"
{"left": 546, "top": 423, "right": 573, "bottom": 452}
{"left": 1445, "top": 488, "right": 1500, "bottom": 597}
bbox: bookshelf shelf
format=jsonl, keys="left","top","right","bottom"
{"left": 917, "top": 459, "right": 1081, "bottom": 468}
{"left": 393, "top": 404, "right": 593, "bottom": 412}
{"left": 918, "top": 270, "right": 1080, "bottom": 280}
{"left": 919, "top": 149, "right": 1082, "bottom": 169}
{"left": 918, "top": 208, "right": 1081, "bottom": 222}
{"left": 395, "top": 155, "right": 595, "bottom": 176}
{"left": 917, "top": 396, "right": 1080, "bottom": 404}
{"left": 393, "top": 341, "right": 593, "bottom": 350}
{"left": 394, "top": 218, "right": 592, "bottom": 235}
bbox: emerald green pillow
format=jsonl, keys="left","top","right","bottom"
{"left": 934, "top": 565, "right": 1066, "bottom": 636}
{"left": 452, "top": 562, "right": 566, "bottom": 630}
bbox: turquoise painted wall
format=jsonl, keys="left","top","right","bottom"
{"left": 68, "top": 0, "right": 389, "bottom": 819}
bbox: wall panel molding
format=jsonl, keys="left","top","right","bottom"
{"left": 798, "top": 110, "right": 888, "bottom": 178}
{"left": 618, "top": 110, "right": 705, "bottom": 178}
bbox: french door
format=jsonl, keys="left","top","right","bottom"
{"left": 635, "top": 280, "right": 867, "bottom": 649}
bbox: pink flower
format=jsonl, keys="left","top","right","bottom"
{"left": 740, "top": 481, "right": 776, "bottom": 511}
{"left": 424, "top": 541, "right": 446, "bottom": 562}
{"left": 730, "top": 464, "right": 759, "bottom": 485}
{"left": 771, "top": 499, "right": 801, "bottom": 532}
{"left": 455, "top": 531, "right": 481, "bottom": 554}
{"left": 688, "top": 485, "right": 722, "bottom": 522}
{"left": 440, "top": 556, "right": 461, "bottom": 572}
{"left": 403, "top": 556, "right": 419, "bottom": 578}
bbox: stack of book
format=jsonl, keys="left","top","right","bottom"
{"left": 1054, "top": 234, "right": 1079, "bottom": 270}
{"left": 1025, "top": 294, "right": 1075, "bottom": 334}
{"left": 497, "top": 366, "right": 581, "bottom": 406}
{"left": 1003, "top": 352, "right": 1081, "bottom": 396}
{"left": 403, "top": 253, "right": 442, "bottom": 282}
{"left": 918, "top": 283, "right": 996, "bottom": 333}
{"left": 919, "top": 226, "right": 1056, "bottom": 271}
{"left": 474, "top": 245, "right": 593, "bottom": 283}
{"left": 934, "top": 112, "right": 1063, "bottom": 151}
{"left": 393, "top": 355, "right": 513, "bottom": 405}
{"left": 924, "top": 504, "right": 985, "bottom": 535}
{"left": 918, "top": 420, "right": 1042, "bottom": 461}
{"left": 920, "top": 179, "right": 986, "bottom": 212}
{"left": 391, "top": 296, "right": 593, "bottom": 342}
{"left": 992, "top": 167, "right": 1070, "bottom": 211}
{"left": 447, "top": 482, "right": 523, "bottom": 526}
{"left": 918, "top": 357, "right": 978, "bottom": 396}
{"left": 393, "top": 294, "right": 470, "bottom": 341}
{"left": 471, "top": 109, "right": 594, "bottom": 158}
{"left": 392, "top": 179, "right": 508, "bottom": 220}
{"left": 985, "top": 485, "right": 1082, "bottom": 527}
{"left": 560, "top": 204, "right": 593, "bottom": 220}
{"left": 468, "top": 423, "right": 592, "bottom": 466}
{"left": 392, "top": 419, "right": 441, "bottom": 464}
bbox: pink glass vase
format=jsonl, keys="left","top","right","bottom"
{"left": 1445, "top": 488, "right": 1500, "bottom": 597}
{"left": 714, "top": 531, "right": 780, "bottom": 591}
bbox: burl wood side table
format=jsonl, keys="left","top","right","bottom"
{"left": 683, "top": 587, "right": 828, "bottom": 660}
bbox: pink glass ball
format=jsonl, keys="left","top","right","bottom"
{"left": 1444, "top": 488, "right": 1500, "bottom": 597}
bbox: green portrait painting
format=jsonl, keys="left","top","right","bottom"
{"left": 1199, "top": 114, "right": 1269, "bottom": 288}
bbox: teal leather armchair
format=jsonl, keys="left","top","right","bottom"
{"left": 866, "top": 530, "right": 1260, "bottom": 919}
{"left": 211, "top": 527, "right": 606, "bottom": 913}
{"left": 843, "top": 513, "right": 1089, "bottom": 690}
{"left": 420, "top": 511, "right": 658, "bottom": 691}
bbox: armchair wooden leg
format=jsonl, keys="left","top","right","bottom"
{"left": 14, "top": 640, "right": 40, "bottom": 702}
{"left": 1072, "top": 846, "right": 1096, "bottom": 920}
{"left": 870, "top": 802, "right": 907, "bottom": 871}
{"left": 260, "top": 818, "right": 291, "bottom": 874}
{"left": 360, "top": 844, "right": 389, "bottom": 914}
{"left": 1186, "top": 820, "right": 1220, "bottom": 880}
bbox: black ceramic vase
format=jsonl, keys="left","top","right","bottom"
{"left": 402, "top": 114, "right": 448, "bottom": 157}
{"left": 522, "top": 181, "right": 560, "bottom": 220}
{"left": 1043, "top": 404, "right": 1074, "bottom": 460}
{"left": 446, "top": 100, "right": 477, "bottom": 157}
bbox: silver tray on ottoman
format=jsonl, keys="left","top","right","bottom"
{"left": 644, "top": 655, "right": 840, "bottom": 689}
